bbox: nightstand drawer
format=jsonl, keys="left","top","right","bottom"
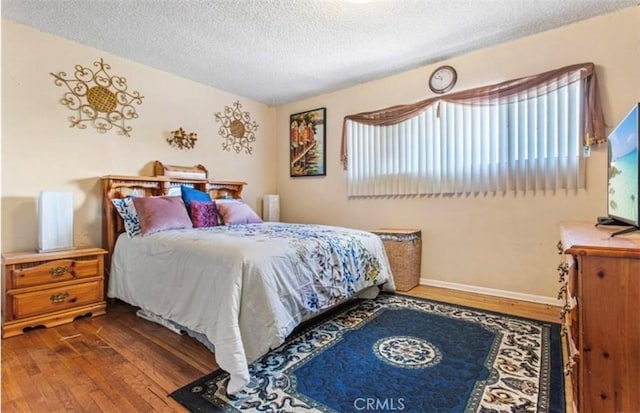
{"left": 9, "top": 279, "right": 103, "bottom": 319}
{"left": 10, "top": 256, "right": 101, "bottom": 288}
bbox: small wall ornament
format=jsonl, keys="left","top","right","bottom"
{"left": 167, "top": 127, "right": 198, "bottom": 150}
{"left": 50, "top": 58, "right": 144, "bottom": 137}
{"left": 214, "top": 101, "right": 258, "bottom": 154}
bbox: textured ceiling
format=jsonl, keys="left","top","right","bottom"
{"left": 2, "top": 0, "right": 636, "bottom": 106}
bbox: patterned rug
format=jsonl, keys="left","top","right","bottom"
{"left": 170, "top": 293, "right": 564, "bottom": 413}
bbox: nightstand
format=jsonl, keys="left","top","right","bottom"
{"left": 2, "top": 247, "right": 107, "bottom": 338}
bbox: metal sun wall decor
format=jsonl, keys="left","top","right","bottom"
{"left": 50, "top": 58, "right": 144, "bottom": 137}
{"left": 214, "top": 101, "right": 258, "bottom": 154}
{"left": 167, "top": 127, "right": 198, "bottom": 150}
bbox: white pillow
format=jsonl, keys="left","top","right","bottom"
{"left": 111, "top": 197, "right": 142, "bottom": 237}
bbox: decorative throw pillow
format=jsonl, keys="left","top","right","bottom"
{"left": 190, "top": 201, "right": 219, "bottom": 228}
{"left": 181, "top": 186, "right": 212, "bottom": 212}
{"left": 111, "top": 197, "right": 142, "bottom": 237}
{"left": 132, "top": 196, "right": 193, "bottom": 236}
{"left": 217, "top": 202, "right": 263, "bottom": 225}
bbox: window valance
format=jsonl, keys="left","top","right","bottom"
{"left": 341, "top": 62, "right": 605, "bottom": 170}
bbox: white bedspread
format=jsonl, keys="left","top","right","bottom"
{"left": 108, "top": 222, "right": 394, "bottom": 393}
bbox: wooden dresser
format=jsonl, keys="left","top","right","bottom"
{"left": 558, "top": 222, "right": 639, "bottom": 413}
{"left": 2, "top": 247, "right": 107, "bottom": 338}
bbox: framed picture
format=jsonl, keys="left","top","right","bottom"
{"left": 290, "top": 107, "right": 326, "bottom": 177}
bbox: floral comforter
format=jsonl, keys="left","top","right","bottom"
{"left": 108, "top": 222, "right": 394, "bottom": 393}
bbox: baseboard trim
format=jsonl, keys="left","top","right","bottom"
{"left": 419, "top": 278, "right": 562, "bottom": 307}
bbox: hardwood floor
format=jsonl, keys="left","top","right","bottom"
{"left": 407, "top": 285, "right": 561, "bottom": 324}
{"left": 1, "top": 286, "right": 561, "bottom": 412}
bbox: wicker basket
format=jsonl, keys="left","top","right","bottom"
{"left": 372, "top": 229, "right": 422, "bottom": 291}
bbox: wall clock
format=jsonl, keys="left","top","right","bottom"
{"left": 429, "top": 65, "right": 457, "bottom": 94}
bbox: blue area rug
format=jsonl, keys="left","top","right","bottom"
{"left": 170, "top": 293, "right": 564, "bottom": 412}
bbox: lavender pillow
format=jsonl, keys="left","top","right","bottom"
{"left": 132, "top": 196, "right": 193, "bottom": 236}
{"left": 190, "top": 201, "right": 219, "bottom": 228}
{"left": 217, "top": 202, "right": 263, "bottom": 225}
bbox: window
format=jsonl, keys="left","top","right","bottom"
{"left": 342, "top": 63, "right": 604, "bottom": 197}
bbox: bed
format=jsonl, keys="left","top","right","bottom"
{"left": 101, "top": 173, "right": 395, "bottom": 394}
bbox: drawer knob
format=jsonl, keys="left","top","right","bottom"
{"left": 50, "top": 266, "right": 68, "bottom": 277}
{"left": 50, "top": 292, "right": 69, "bottom": 303}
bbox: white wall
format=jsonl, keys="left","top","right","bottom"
{"left": 1, "top": 20, "right": 277, "bottom": 252}
{"left": 275, "top": 7, "right": 640, "bottom": 301}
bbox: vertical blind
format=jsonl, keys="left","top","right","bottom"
{"left": 344, "top": 64, "right": 602, "bottom": 197}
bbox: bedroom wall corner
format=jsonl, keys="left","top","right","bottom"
{"left": 0, "top": 19, "right": 278, "bottom": 253}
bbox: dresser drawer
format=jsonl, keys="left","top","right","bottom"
{"left": 8, "top": 279, "right": 103, "bottom": 319}
{"left": 9, "top": 256, "right": 101, "bottom": 288}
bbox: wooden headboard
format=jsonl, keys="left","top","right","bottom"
{"left": 101, "top": 175, "right": 246, "bottom": 274}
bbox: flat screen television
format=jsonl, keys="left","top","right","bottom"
{"left": 605, "top": 102, "right": 639, "bottom": 236}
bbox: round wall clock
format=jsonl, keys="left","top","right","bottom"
{"left": 429, "top": 65, "right": 457, "bottom": 94}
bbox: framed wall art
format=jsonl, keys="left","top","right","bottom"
{"left": 290, "top": 107, "right": 326, "bottom": 177}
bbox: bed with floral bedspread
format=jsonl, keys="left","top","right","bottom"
{"left": 108, "top": 222, "right": 394, "bottom": 394}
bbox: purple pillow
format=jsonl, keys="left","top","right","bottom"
{"left": 217, "top": 202, "right": 263, "bottom": 225}
{"left": 181, "top": 185, "right": 212, "bottom": 211}
{"left": 190, "top": 201, "right": 219, "bottom": 228}
{"left": 132, "top": 196, "right": 193, "bottom": 236}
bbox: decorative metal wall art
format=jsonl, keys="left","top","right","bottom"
{"left": 50, "top": 58, "right": 144, "bottom": 137}
{"left": 167, "top": 127, "right": 198, "bottom": 150}
{"left": 214, "top": 101, "right": 258, "bottom": 154}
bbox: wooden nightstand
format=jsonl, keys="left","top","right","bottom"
{"left": 2, "top": 247, "right": 107, "bottom": 338}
